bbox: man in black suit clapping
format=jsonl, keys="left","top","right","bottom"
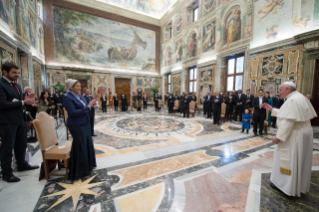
{"left": 0, "top": 63, "right": 39, "bottom": 183}
{"left": 213, "top": 91, "right": 222, "bottom": 125}
{"left": 252, "top": 89, "right": 269, "bottom": 136}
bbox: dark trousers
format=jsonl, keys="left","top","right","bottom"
{"left": 234, "top": 105, "right": 243, "bottom": 121}
{"left": 207, "top": 105, "right": 212, "bottom": 118}
{"left": 0, "top": 121, "right": 28, "bottom": 175}
{"left": 272, "top": 117, "right": 277, "bottom": 127}
{"left": 203, "top": 103, "right": 207, "bottom": 115}
{"left": 155, "top": 101, "right": 159, "bottom": 111}
{"left": 253, "top": 114, "right": 265, "bottom": 134}
{"left": 213, "top": 107, "right": 221, "bottom": 124}
{"left": 122, "top": 104, "right": 126, "bottom": 111}
{"left": 89, "top": 115, "right": 95, "bottom": 135}
{"left": 114, "top": 103, "right": 118, "bottom": 111}
{"left": 143, "top": 101, "right": 147, "bottom": 109}
{"left": 102, "top": 106, "right": 107, "bottom": 113}
{"left": 184, "top": 107, "right": 189, "bottom": 118}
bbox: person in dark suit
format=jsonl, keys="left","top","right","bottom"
{"left": 183, "top": 93, "right": 191, "bottom": 118}
{"left": 143, "top": 92, "right": 148, "bottom": 110}
{"left": 84, "top": 89, "right": 97, "bottom": 136}
{"left": 168, "top": 94, "right": 174, "bottom": 113}
{"left": 100, "top": 93, "right": 107, "bottom": 113}
{"left": 23, "top": 86, "right": 38, "bottom": 120}
{"left": 154, "top": 93, "right": 159, "bottom": 111}
{"left": 179, "top": 92, "right": 185, "bottom": 114}
{"left": 226, "top": 92, "right": 235, "bottom": 121}
{"left": 306, "top": 94, "right": 315, "bottom": 108}
{"left": 252, "top": 89, "right": 269, "bottom": 136}
{"left": 0, "top": 63, "right": 39, "bottom": 182}
{"left": 213, "top": 92, "right": 222, "bottom": 125}
{"left": 63, "top": 79, "right": 97, "bottom": 181}
{"left": 244, "top": 89, "right": 254, "bottom": 110}
{"left": 114, "top": 93, "right": 119, "bottom": 111}
{"left": 59, "top": 90, "right": 66, "bottom": 109}
{"left": 234, "top": 90, "right": 245, "bottom": 122}
{"left": 202, "top": 94, "right": 208, "bottom": 115}
{"left": 52, "top": 90, "right": 60, "bottom": 116}
{"left": 120, "top": 91, "right": 127, "bottom": 111}
{"left": 272, "top": 92, "right": 284, "bottom": 128}
{"left": 206, "top": 92, "right": 213, "bottom": 118}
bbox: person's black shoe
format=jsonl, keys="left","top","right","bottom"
{"left": 241, "top": 129, "right": 244, "bottom": 133}
{"left": 17, "top": 164, "right": 39, "bottom": 172}
{"left": 246, "top": 130, "right": 249, "bottom": 134}
{"left": 2, "top": 174, "right": 20, "bottom": 183}
{"left": 92, "top": 135, "right": 97, "bottom": 137}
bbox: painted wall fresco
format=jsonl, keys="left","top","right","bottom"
{"left": 202, "top": 19, "right": 215, "bottom": 53}
{"left": 29, "top": 10, "right": 37, "bottom": 48}
{"left": 92, "top": 73, "right": 112, "bottom": 95}
{"left": 97, "top": 0, "right": 178, "bottom": 18}
{"left": 20, "top": 55, "right": 28, "bottom": 78}
{"left": 15, "top": 0, "right": 29, "bottom": 43}
{"left": 248, "top": 45, "right": 303, "bottom": 95}
{"left": 53, "top": 7, "right": 156, "bottom": 71}
{"left": 27, "top": 0, "right": 36, "bottom": 12}
{"left": 0, "top": 0, "right": 10, "bottom": 24}
{"left": 171, "top": 73, "right": 181, "bottom": 95}
{"left": 33, "top": 60, "right": 42, "bottom": 97}
{"left": 198, "top": 65, "right": 215, "bottom": 105}
{"left": 135, "top": 77, "right": 162, "bottom": 101}
{"left": 38, "top": 26, "right": 44, "bottom": 54}
{"left": 175, "top": 39, "right": 184, "bottom": 63}
{"left": 223, "top": 6, "right": 241, "bottom": 46}
{"left": 187, "top": 31, "right": 197, "bottom": 58}
{"left": 202, "top": 0, "right": 216, "bottom": 17}
{"left": 0, "top": 42, "right": 16, "bottom": 77}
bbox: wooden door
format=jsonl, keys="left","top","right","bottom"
{"left": 312, "top": 60, "right": 319, "bottom": 126}
{"left": 79, "top": 80, "right": 87, "bottom": 95}
{"left": 115, "top": 78, "right": 131, "bottom": 106}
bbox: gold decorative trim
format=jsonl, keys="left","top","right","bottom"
{"left": 280, "top": 167, "right": 292, "bottom": 176}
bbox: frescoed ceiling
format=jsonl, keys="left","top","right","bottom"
{"left": 96, "top": 0, "right": 178, "bottom": 19}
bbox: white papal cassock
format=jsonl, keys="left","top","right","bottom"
{"left": 270, "top": 91, "right": 317, "bottom": 196}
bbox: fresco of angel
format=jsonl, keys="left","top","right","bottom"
{"left": 258, "top": 0, "right": 284, "bottom": 22}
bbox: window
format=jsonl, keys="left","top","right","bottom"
{"left": 37, "top": 0, "right": 43, "bottom": 20}
{"left": 189, "top": 67, "right": 197, "bottom": 93}
{"left": 167, "top": 74, "right": 171, "bottom": 93}
{"left": 193, "top": 7, "right": 199, "bottom": 22}
{"left": 226, "top": 55, "right": 244, "bottom": 91}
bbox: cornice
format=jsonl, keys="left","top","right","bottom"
{"left": 249, "top": 37, "right": 297, "bottom": 55}
{"left": 64, "top": 0, "right": 161, "bottom": 26}
{"left": 294, "top": 29, "right": 319, "bottom": 43}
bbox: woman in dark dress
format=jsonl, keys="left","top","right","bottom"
{"left": 63, "top": 79, "right": 98, "bottom": 181}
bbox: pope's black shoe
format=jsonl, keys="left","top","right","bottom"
{"left": 17, "top": 164, "right": 39, "bottom": 172}
{"left": 2, "top": 174, "right": 21, "bottom": 183}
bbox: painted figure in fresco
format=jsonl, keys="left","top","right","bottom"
{"left": 175, "top": 40, "right": 183, "bottom": 63}
{"left": 39, "top": 28, "right": 45, "bottom": 54}
{"left": 203, "top": 23, "right": 215, "bottom": 52}
{"left": 224, "top": 8, "right": 241, "bottom": 46}
{"left": 293, "top": 15, "right": 311, "bottom": 34}
{"left": 258, "top": 0, "right": 284, "bottom": 22}
{"left": 203, "top": 0, "right": 215, "bottom": 11}
{"left": 166, "top": 46, "right": 172, "bottom": 66}
{"left": 250, "top": 80, "right": 257, "bottom": 96}
{"left": 15, "top": 0, "right": 28, "bottom": 42}
{"left": 29, "top": 14, "right": 36, "bottom": 48}
{"left": 187, "top": 32, "right": 197, "bottom": 58}
{"left": 265, "top": 25, "right": 279, "bottom": 44}
{"left": 175, "top": 14, "right": 182, "bottom": 33}
{"left": 0, "top": 0, "right": 9, "bottom": 24}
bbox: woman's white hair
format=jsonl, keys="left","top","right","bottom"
{"left": 282, "top": 82, "right": 297, "bottom": 91}
{"left": 24, "top": 86, "right": 30, "bottom": 92}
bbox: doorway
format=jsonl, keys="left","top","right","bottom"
{"left": 78, "top": 80, "right": 88, "bottom": 95}
{"left": 115, "top": 78, "right": 131, "bottom": 106}
{"left": 312, "top": 60, "right": 319, "bottom": 126}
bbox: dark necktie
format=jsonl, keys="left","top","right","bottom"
{"left": 11, "top": 82, "right": 20, "bottom": 96}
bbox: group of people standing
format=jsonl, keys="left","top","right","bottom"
{"left": 165, "top": 92, "right": 197, "bottom": 118}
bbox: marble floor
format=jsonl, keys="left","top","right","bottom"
{"left": 1, "top": 107, "right": 319, "bottom": 212}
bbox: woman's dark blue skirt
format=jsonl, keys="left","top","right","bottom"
{"left": 68, "top": 122, "right": 97, "bottom": 181}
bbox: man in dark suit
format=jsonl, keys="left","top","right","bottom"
{"left": 252, "top": 89, "right": 269, "bottom": 136}
{"left": 120, "top": 91, "right": 127, "bottom": 111}
{"left": 154, "top": 93, "right": 159, "bottom": 111}
{"left": 213, "top": 92, "right": 222, "bottom": 125}
{"left": 114, "top": 93, "right": 119, "bottom": 111}
{"left": 306, "top": 94, "right": 315, "bottom": 108}
{"left": 143, "top": 92, "right": 148, "bottom": 110}
{"left": 179, "top": 92, "right": 185, "bottom": 114}
{"left": 52, "top": 90, "right": 60, "bottom": 115}
{"left": 168, "top": 94, "right": 174, "bottom": 113}
{"left": 183, "top": 93, "right": 191, "bottom": 118}
{"left": 59, "top": 90, "right": 66, "bottom": 108}
{"left": 206, "top": 92, "right": 213, "bottom": 118}
{"left": 244, "top": 89, "right": 254, "bottom": 110}
{"left": 0, "top": 63, "right": 39, "bottom": 182}
{"left": 203, "top": 94, "right": 208, "bottom": 115}
{"left": 272, "top": 92, "right": 284, "bottom": 128}
{"left": 234, "top": 90, "right": 244, "bottom": 121}
{"left": 23, "top": 86, "right": 38, "bottom": 120}
{"left": 84, "top": 89, "right": 97, "bottom": 136}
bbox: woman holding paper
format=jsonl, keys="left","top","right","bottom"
{"left": 63, "top": 79, "right": 98, "bottom": 181}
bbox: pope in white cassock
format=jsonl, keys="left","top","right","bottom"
{"left": 262, "top": 82, "right": 317, "bottom": 197}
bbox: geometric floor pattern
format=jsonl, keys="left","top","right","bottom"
{"left": 0, "top": 108, "right": 318, "bottom": 212}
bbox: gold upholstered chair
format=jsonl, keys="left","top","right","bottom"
{"left": 220, "top": 102, "right": 227, "bottom": 123}
{"left": 158, "top": 99, "right": 163, "bottom": 109}
{"left": 173, "top": 100, "right": 179, "bottom": 112}
{"left": 189, "top": 101, "right": 196, "bottom": 117}
{"left": 33, "top": 112, "right": 71, "bottom": 180}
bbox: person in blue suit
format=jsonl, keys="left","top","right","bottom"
{"left": 63, "top": 79, "right": 97, "bottom": 181}
{"left": 242, "top": 109, "right": 251, "bottom": 134}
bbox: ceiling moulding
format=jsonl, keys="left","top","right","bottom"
{"left": 217, "top": 39, "right": 250, "bottom": 58}
{"left": 294, "top": 29, "right": 319, "bottom": 43}
{"left": 248, "top": 37, "right": 297, "bottom": 55}
{"left": 64, "top": 0, "right": 161, "bottom": 26}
